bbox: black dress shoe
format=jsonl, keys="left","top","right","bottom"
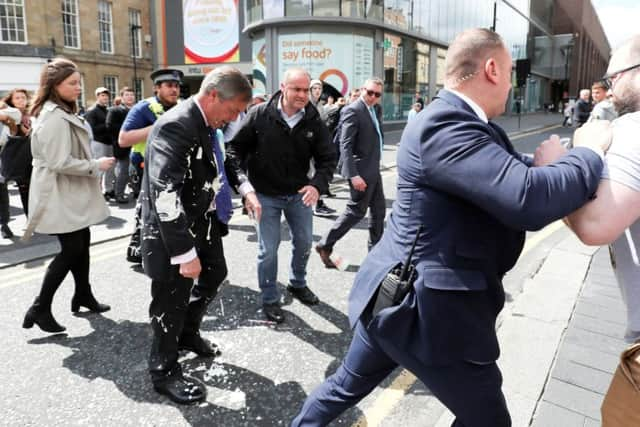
{"left": 262, "top": 303, "right": 285, "bottom": 323}
{"left": 178, "top": 333, "right": 221, "bottom": 357}
{"left": 153, "top": 372, "right": 206, "bottom": 405}
{"left": 287, "top": 285, "right": 320, "bottom": 305}
{"left": 1, "top": 224, "right": 13, "bottom": 239}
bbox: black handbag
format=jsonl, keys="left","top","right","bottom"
{"left": 0, "top": 135, "right": 32, "bottom": 182}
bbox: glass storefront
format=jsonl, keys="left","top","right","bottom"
{"left": 277, "top": 29, "right": 374, "bottom": 97}
{"left": 243, "top": 0, "right": 556, "bottom": 119}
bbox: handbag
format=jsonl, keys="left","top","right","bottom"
{"left": 601, "top": 342, "right": 640, "bottom": 426}
{"left": 0, "top": 135, "right": 32, "bottom": 182}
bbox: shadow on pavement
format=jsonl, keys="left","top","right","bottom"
{"left": 24, "top": 283, "right": 364, "bottom": 426}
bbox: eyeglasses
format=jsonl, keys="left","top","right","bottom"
{"left": 602, "top": 63, "right": 640, "bottom": 89}
{"left": 365, "top": 89, "right": 382, "bottom": 98}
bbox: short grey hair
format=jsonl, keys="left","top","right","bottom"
{"left": 198, "top": 66, "right": 252, "bottom": 102}
{"left": 445, "top": 28, "right": 505, "bottom": 85}
{"left": 283, "top": 67, "right": 311, "bottom": 85}
{"left": 363, "top": 77, "right": 383, "bottom": 88}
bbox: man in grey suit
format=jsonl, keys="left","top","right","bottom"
{"left": 316, "top": 77, "right": 386, "bottom": 268}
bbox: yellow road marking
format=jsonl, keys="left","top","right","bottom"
{"left": 351, "top": 220, "right": 566, "bottom": 427}
{"left": 511, "top": 124, "right": 562, "bottom": 141}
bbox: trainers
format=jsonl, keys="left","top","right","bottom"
{"left": 314, "top": 203, "right": 336, "bottom": 217}
{"left": 287, "top": 285, "right": 320, "bottom": 305}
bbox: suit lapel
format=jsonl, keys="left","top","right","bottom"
{"left": 187, "top": 98, "right": 217, "bottom": 169}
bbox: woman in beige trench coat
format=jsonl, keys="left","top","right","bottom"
{"left": 22, "top": 58, "right": 115, "bottom": 333}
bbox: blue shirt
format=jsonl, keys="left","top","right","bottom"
{"left": 121, "top": 97, "right": 159, "bottom": 131}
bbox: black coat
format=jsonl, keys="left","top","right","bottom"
{"left": 105, "top": 104, "right": 131, "bottom": 159}
{"left": 140, "top": 97, "right": 241, "bottom": 280}
{"left": 226, "top": 91, "right": 336, "bottom": 196}
{"left": 85, "top": 104, "right": 110, "bottom": 144}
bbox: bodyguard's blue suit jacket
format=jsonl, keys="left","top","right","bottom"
{"left": 348, "top": 89, "right": 603, "bottom": 365}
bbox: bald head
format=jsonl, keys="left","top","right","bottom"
{"left": 445, "top": 28, "right": 505, "bottom": 87}
{"left": 283, "top": 67, "right": 311, "bottom": 85}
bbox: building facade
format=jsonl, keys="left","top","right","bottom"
{"left": 0, "top": 0, "right": 154, "bottom": 108}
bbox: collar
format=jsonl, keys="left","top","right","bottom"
{"left": 359, "top": 97, "right": 375, "bottom": 110}
{"left": 446, "top": 88, "right": 488, "bottom": 123}
{"left": 277, "top": 95, "right": 305, "bottom": 118}
{"left": 194, "top": 97, "right": 210, "bottom": 128}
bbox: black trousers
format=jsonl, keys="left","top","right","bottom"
{"left": 319, "top": 172, "right": 386, "bottom": 251}
{"left": 148, "top": 214, "right": 228, "bottom": 382}
{"left": 38, "top": 228, "right": 91, "bottom": 308}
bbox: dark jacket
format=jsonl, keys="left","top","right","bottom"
{"left": 84, "top": 104, "right": 109, "bottom": 144}
{"left": 336, "top": 99, "right": 383, "bottom": 183}
{"left": 348, "top": 89, "right": 603, "bottom": 365}
{"left": 140, "top": 98, "right": 241, "bottom": 280}
{"left": 573, "top": 99, "right": 592, "bottom": 127}
{"left": 105, "top": 104, "right": 131, "bottom": 159}
{"left": 226, "top": 91, "right": 336, "bottom": 196}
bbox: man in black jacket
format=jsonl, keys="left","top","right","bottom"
{"left": 227, "top": 67, "right": 337, "bottom": 323}
{"left": 140, "top": 66, "right": 259, "bottom": 404}
{"left": 105, "top": 87, "right": 136, "bottom": 203}
{"left": 86, "top": 87, "right": 115, "bottom": 200}
{"left": 573, "top": 89, "right": 593, "bottom": 128}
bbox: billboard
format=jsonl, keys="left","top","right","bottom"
{"left": 183, "top": 0, "right": 239, "bottom": 64}
{"left": 278, "top": 32, "right": 373, "bottom": 96}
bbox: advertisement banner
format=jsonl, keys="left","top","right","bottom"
{"left": 252, "top": 38, "right": 267, "bottom": 95}
{"left": 183, "top": 0, "right": 239, "bottom": 64}
{"left": 278, "top": 32, "right": 373, "bottom": 96}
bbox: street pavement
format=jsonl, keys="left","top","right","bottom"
{"left": 2, "top": 111, "right": 627, "bottom": 426}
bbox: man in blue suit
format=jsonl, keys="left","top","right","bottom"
{"left": 291, "top": 28, "right": 610, "bottom": 426}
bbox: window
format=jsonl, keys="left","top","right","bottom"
{"left": 103, "top": 75, "right": 118, "bottom": 104}
{"left": 134, "top": 78, "right": 143, "bottom": 102}
{"left": 129, "top": 8, "right": 141, "bottom": 58}
{"left": 285, "top": 0, "right": 310, "bottom": 17}
{"left": 98, "top": 1, "right": 113, "bottom": 53}
{"left": 341, "top": 0, "right": 364, "bottom": 18}
{"left": 313, "top": 0, "right": 339, "bottom": 17}
{"left": 62, "top": 0, "right": 80, "bottom": 48}
{"left": 0, "top": 0, "right": 26, "bottom": 43}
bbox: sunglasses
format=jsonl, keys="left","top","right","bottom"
{"left": 601, "top": 62, "right": 640, "bottom": 89}
{"left": 365, "top": 89, "right": 382, "bottom": 98}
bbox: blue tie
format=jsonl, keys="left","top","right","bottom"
{"left": 369, "top": 106, "right": 383, "bottom": 153}
{"left": 209, "top": 129, "right": 233, "bottom": 224}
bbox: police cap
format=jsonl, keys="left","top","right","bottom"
{"left": 150, "top": 68, "right": 184, "bottom": 85}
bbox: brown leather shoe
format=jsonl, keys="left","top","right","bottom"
{"left": 315, "top": 245, "right": 336, "bottom": 269}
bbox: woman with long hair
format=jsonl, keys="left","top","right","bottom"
{"left": 22, "top": 58, "right": 115, "bottom": 333}
{"left": 2, "top": 88, "right": 33, "bottom": 218}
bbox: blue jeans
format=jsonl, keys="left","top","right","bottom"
{"left": 256, "top": 193, "right": 313, "bottom": 304}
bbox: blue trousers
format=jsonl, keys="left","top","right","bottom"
{"left": 291, "top": 319, "right": 510, "bottom": 427}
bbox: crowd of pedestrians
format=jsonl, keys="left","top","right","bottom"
{"left": 4, "top": 28, "right": 640, "bottom": 426}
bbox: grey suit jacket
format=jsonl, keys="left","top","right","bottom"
{"left": 337, "top": 99, "right": 383, "bottom": 183}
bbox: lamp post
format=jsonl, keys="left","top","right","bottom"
{"left": 131, "top": 24, "right": 142, "bottom": 100}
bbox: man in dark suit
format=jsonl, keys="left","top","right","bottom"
{"left": 140, "top": 66, "right": 260, "bottom": 405}
{"left": 292, "top": 28, "right": 610, "bottom": 426}
{"left": 315, "top": 77, "right": 386, "bottom": 268}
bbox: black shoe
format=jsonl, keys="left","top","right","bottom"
{"left": 1, "top": 224, "right": 13, "bottom": 239}
{"left": 153, "top": 371, "right": 206, "bottom": 405}
{"left": 22, "top": 298, "right": 66, "bottom": 333}
{"left": 262, "top": 303, "right": 285, "bottom": 323}
{"left": 126, "top": 245, "right": 142, "bottom": 264}
{"left": 315, "top": 245, "right": 336, "bottom": 269}
{"left": 178, "top": 333, "right": 221, "bottom": 357}
{"left": 287, "top": 285, "right": 319, "bottom": 305}
{"left": 103, "top": 191, "right": 115, "bottom": 201}
{"left": 314, "top": 203, "right": 336, "bottom": 217}
{"left": 115, "top": 195, "right": 129, "bottom": 204}
{"left": 71, "top": 289, "right": 110, "bottom": 313}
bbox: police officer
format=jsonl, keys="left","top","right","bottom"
{"left": 119, "top": 68, "right": 183, "bottom": 263}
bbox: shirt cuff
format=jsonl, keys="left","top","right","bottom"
{"left": 170, "top": 247, "right": 197, "bottom": 265}
{"left": 239, "top": 181, "right": 255, "bottom": 197}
